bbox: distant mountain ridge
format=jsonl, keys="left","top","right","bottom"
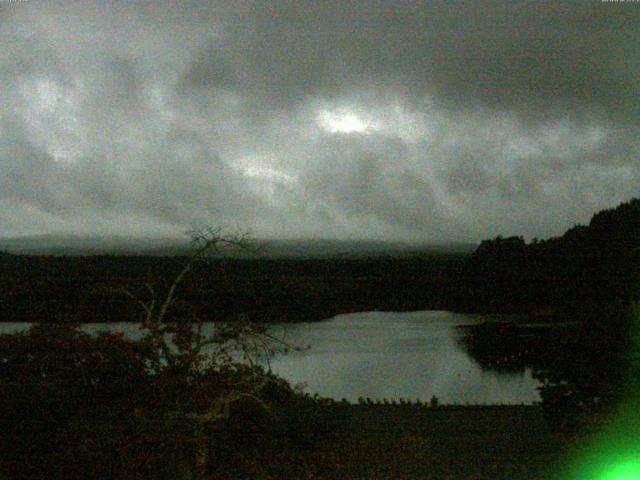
{"left": 0, "top": 234, "right": 477, "bottom": 258}
{"left": 0, "top": 235, "right": 184, "bottom": 256}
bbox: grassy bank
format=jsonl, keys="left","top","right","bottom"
{"left": 206, "top": 404, "right": 571, "bottom": 480}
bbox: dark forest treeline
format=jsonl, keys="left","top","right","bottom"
{"left": 1, "top": 198, "right": 639, "bottom": 324}
{"left": 457, "top": 197, "right": 640, "bottom": 316}
{"left": 0, "top": 252, "right": 468, "bottom": 323}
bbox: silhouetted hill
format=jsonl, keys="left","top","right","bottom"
{"left": 463, "top": 197, "right": 640, "bottom": 314}
{"left": 0, "top": 235, "right": 184, "bottom": 256}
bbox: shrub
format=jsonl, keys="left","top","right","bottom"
{"left": 0, "top": 228, "right": 316, "bottom": 479}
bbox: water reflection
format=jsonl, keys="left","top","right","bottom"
{"left": 0, "top": 311, "right": 541, "bottom": 404}
{"left": 268, "top": 311, "right": 541, "bottom": 404}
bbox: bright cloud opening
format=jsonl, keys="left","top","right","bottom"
{"left": 317, "top": 108, "right": 375, "bottom": 134}
{"left": 242, "top": 165, "right": 295, "bottom": 183}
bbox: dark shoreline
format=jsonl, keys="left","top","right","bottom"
{"left": 0, "top": 253, "right": 472, "bottom": 324}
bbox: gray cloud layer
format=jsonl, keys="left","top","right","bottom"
{"left": 1, "top": 1, "right": 638, "bottom": 242}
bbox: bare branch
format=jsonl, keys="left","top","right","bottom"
{"left": 109, "top": 287, "right": 154, "bottom": 320}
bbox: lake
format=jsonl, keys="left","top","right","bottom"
{"left": 0, "top": 310, "right": 541, "bottom": 405}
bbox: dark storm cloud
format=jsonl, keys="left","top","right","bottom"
{"left": 0, "top": 0, "right": 638, "bottom": 241}
{"left": 181, "top": 0, "right": 640, "bottom": 122}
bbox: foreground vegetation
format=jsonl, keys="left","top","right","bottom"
{"left": 0, "top": 322, "right": 340, "bottom": 479}
{"left": 0, "top": 230, "right": 333, "bottom": 479}
{"left": 0, "top": 315, "right": 611, "bottom": 480}
{"left": 0, "top": 320, "right": 570, "bottom": 480}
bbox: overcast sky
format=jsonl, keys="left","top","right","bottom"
{"left": 1, "top": 0, "right": 638, "bottom": 242}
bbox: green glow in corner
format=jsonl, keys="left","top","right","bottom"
{"left": 599, "top": 458, "right": 640, "bottom": 480}
{"left": 553, "top": 303, "right": 640, "bottom": 480}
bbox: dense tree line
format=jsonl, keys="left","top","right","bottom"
{"left": 462, "top": 198, "right": 640, "bottom": 314}
{"left": 0, "top": 253, "right": 467, "bottom": 324}
{"left": 1, "top": 199, "right": 638, "bottom": 325}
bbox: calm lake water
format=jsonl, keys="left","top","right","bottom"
{"left": 0, "top": 311, "right": 541, "bottom": 405}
